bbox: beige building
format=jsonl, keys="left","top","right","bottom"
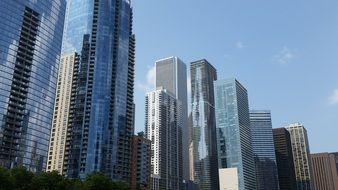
{"left": 311, "top": 153, "right": 338, "bottom": 190}
{"left": 46, "top": 53, "right": 79, "bottom": 173}
{"left": 219, "top": 168, "right": 239, "bottom": 190}
{"left": 286, "top": 123, "right": 314, "bottom": 190}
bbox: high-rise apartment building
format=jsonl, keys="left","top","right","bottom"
{"left": 0, "top": 0, "right": 66, "bottom": 172}
{"left": 130, "top": 132, "right": 151, "bottom": 190}
{"left": 48, "top": 0, "right": 135, "bottom": 180}
{"left": 190, "top": 59, "right": 219, "bottom": 190}
{"left": 214, "top": 78, "right": 256, "bottom": 190}
{"left": 155, "top": 56, "right": 188, "bottom": 181}
{"left": 47, "top": 53, "right": 79, "bottom": 173}
{"left": 286, "top": 123, "right": 314, "bottom": 190}
{"left": 272, "top": 128, "right": 297, "bottom": 190}
{"left": 250, "top": 110, "right": 279, "bottom": 190}
{"left": 145, "top": 88, "right": 182, "bottom": 190}
{"left": 311, "top": 153, "right": 338, "bottom": 190}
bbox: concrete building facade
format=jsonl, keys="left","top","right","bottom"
{"left": 311, "top": 152, "right": 338, "bottom": 190}
{"left": 130, "top": 132, "right": 151, "bottom": 190}
{"left": 286, "top": 123, "right": 314, "bottom": 190}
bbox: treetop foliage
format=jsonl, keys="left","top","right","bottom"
{"left": 0, "top": 167, "right": 129, "bottom": 190}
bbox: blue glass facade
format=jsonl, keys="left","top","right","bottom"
{"left": 61, "top": 0, "right": 135, "bottom": 180}
{"left": 0, "top": 0, "right": 66, "bottom": 172}
{"left": 214, "top": 78, "right": 256, "bottom": 190}
{"left": 190, "top": 59, "right": 219, "bottom": 190}
{"left": 250, "top": 110, "right": 279, "bottom": 190}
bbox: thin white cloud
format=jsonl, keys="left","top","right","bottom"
{"left": 329, "top": 89, "right": 338, "bottom": 105}
{"left": 236, "top": 41, "right": 245, "bottom": 49}
{"left": 274, "top": 46, "right": 295, "bottom": 64}
{"left": 187, "top": 74, "right": 191, "bottom": 99}
{"left": 136, "top": 65, "right": 156, "bottom": 93}
{"left": 147, "top": 66, "right": 156, "bottom": 86}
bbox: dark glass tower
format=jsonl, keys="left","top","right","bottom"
{"left": 52, "top": 0, "right": 135, "bottom": 180}
{"left": 0, "top": 0, "right": 66, "bottom": 172}
{"left": 190, "top": 59, "right": 219, "bottom": 190}
{"left": 272, "top": 128, "right": 297, "bottom": 190}
{"left": 250, "top": 110, "right": 279, "bottom": 190}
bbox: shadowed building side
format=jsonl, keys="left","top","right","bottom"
{"left": 272, "top": 128, "right": 297, "bottom": 190}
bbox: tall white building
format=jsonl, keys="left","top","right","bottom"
{"left": 155, "top": 56, "right": 188, "bottom": 181}
{"left": 286, "top": 123, "right": 314, "bottom": 190}
{"left": 145, "top": 88, "right": 183, "bottom": 190}
{"left": 47, "top": 53, "right": 79, "bottom": 173}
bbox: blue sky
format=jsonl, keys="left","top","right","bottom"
{"left": 132, "top": 0, "right": 338, "bottom": 153}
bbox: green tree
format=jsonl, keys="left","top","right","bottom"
{"left": 72, "top": 179, "right": 86, "bottom": 190}
{"left": 83, "top": 172, "right": 113, "bottom": 190}
{"left": 30, "top": 171, "right": 71, "bottom": 190}
{"left": 0, "top": 167, "right": 13, "bottom": 190}
{"left": 0, "top": 167, "right": 131, "bottom": 190}
{"left": 10, "top": 167, "right": 34, "bottom": 190}
{"left": 111, "top": 181, "right": 129, "bottom": 190}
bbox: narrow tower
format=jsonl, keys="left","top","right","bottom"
{"left": 214, "top": 78, "right": 256, "bottom": 190}
{"left": 145, "top": 88, "right": 183, "bottom": 190}
{"left": 190, "top": 59, "right": 219, "bottom": 190}
{"left": 155, "top": 56, "right": 188, "bottom": 181}
{"left": 286, "top": 123, "right": 314, "bottom": 190}
{"left": 250, "top": 110, "right": 279, "bottom": 190}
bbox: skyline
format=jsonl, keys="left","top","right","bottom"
{"left": 0, "top": 0, "right": 337, "bottom": 189}
{"left": 133, "top": 0, "right": 338, "bottom": 153}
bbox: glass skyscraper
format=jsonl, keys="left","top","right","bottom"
{"left": 250, "top": 110, "right": 279, "bottom": 190}
{"left": 272, "top": 128, "right": 297, "bottom": 190}
{"left": 155, "top": 56, "right": 188, "bottom": 181}
{"left": 190, "top": 59, "right": 219, "bottom": 190}
{"left": 0, "top": 0, "right": 66, "bottom": 172}
{"left": 214, "top": 78, "right": 256, "bottom": 190}
{"left": 47, "top": 0, "right": 135, "bottom": 180}
{"left": 145, "top": 88, "right": 183, "bottom": 190}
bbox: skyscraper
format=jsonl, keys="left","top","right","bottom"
{"left": 0, "top": 0, "right": 66, "bottom": 172}
{"left": 47, "top": 53, "right": 79, "bottom": 173}
{"left": 250, "top": 110, "right": 279, "bottom": 190}
{"left": 214, "top": 78, "right": 256, "bottom": 190}
{"left": 311, "top": 153, "right": 338, "bottom": 190}
{"left": 286, "top": 123, "right": 314, "bottom": 190}
{"left": 155, "top": 56, "right": 188, "bottom": 181}
{"left": 48, "top": 0, "right": 135, "bottom": 180}
{"left": 272, "top": 128, "right": 297, "bottom": 190}
{"left": 145, "top": 88, "right": 183, "bottom": 190}
{"left": 190, "top": 59, "right": 219, "bottom": 190}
